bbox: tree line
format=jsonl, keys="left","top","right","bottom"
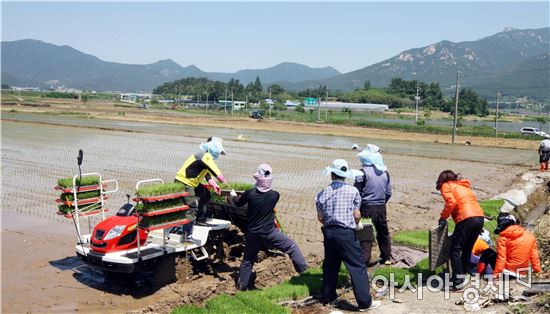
{"left": 153, "top": 76, "right": 489, "bottom": 116}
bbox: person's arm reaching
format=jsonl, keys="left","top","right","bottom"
{"left": 493, "top": 237, "right": 508, "bottom": 276}
{"left": 353, "top": 189, "right": 362, "bottom": 224}
{"left": 232, "top": 189, "right": 250, "bottom": 208}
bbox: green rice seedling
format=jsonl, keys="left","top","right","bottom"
{"left": 220, "top": 182, "right": 255, "bottom": 191}
{"left": 135, "top": 182, "right": 185, "bottom": 198}
{"left": 211, "top": 182, "right": 255, "bottom": 203}
{"left": 135, "top": 197, "right": 187, "bottom": 213}
{"left": 139, "top": 211, "right": 189, "bottom": 228}
{"left": 392, "top": 230, "right": 429, "bottom": 250}
{"left": 60, "top": 190, "right": 101, "bottom": 201}
{"left": 57, "top": 176, "right": 100, "bottom": 188}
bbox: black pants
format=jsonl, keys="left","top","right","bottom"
{"left": 360, "top": 204, "right": 391, "bottom": 263}
{"left": 450, "top": 216, "right": 484, "bottom": 286}
{"left": 478, "top": 248, "right": 497, "bottom": 275}
{"left": 175, "top": 180, "right": 211, "bottom": 221}
{"left": 322, "top": 226, "right": 372, "bottom": 309}
{"left": 238, "top": 229, "right": 308, "bottom": 290}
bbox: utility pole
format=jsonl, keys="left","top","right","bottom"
{"left": 317, "top": 92, "right": 321, "bottom": 121}
{"left": 231, "top": 90, "right": 234, "bottom": 116}
{"left": 452, "top": 70, "right": 460, "bottom": 144}
{"left": 224, "top": 89, "right": 227, "bottom": 114}
{"left": 494, "top": 91, "right": 500, "bottom": 137}
{"left": 325, "top": 86, "right": 329, "bottom": 121}
{"left": 268, "top": 88, "right": 272, "bottom": 118}
{"left": 205, "top": 91, "right": 209, "bottom": 113}
{"left": 415, "top": 83, "right": 420, "bottom": 124}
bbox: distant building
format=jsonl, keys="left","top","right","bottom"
{"left": 120, "top": 93, "right": 152, "bottom": 104}
{"left": 285, "top": 100, "right": 301, "bottom": 107}
{"left": 322, "top": 102, "right": 389, "bottom": 112}
{"left": 218, "top": 100, "right": 246, "bottom": 110}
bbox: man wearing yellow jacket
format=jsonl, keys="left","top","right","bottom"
{"left": 175, "top": 137, "right": 227, "bottom": 224}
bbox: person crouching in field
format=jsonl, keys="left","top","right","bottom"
{"left": 436, "top": 170, "right": 485, "bottom": 290}
{"left": 493, "top": 214, "right": 541, "bottom": 278}
{"left": 231, "top": 164, "right": 308, "bottom": 290}
{"left": 316, "top": 159, "right": 381, "bottom": 311}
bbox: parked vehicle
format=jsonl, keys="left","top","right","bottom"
{"left": 520, "top": 127, "right": 548, "bottom": 137}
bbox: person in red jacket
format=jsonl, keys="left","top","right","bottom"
{"left": 436, "top": 170, "right": 485, "bottom": 289}
{"left": 493, "top": 214, "right": 542, "bottom": 277}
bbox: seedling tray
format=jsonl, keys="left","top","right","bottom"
{"left": 139, "top": 205, "right": 189, "bottom": 217}
{"left": 133, "top": 192, "right": 189, "bottom": 203}
{"left": 139, "top": 219, "right": 192, "bottom": 231}
{"left": 54, "top": 183, "right": 106, "bottom": 193}
{"left": 55, "top": 195, "right": 108, "bottom": 206}
{"left": 57, "top": 208, "right": 110, "bottom": 219}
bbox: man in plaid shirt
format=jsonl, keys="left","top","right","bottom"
{"left": 316, "top": 159, "right": 380, "bottom": 311}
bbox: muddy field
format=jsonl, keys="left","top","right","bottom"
{"left": 1, "top": 115, "right": 533, "bottom": 313}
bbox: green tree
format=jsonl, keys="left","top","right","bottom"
{"left": 253, "top": 76, "right": 263, "bottom": 93}
{"left": 364, "top": 80, "right": 371, "bottom": 91}
{"left": 268, "top": 84, "right": 284, "bottom": 95}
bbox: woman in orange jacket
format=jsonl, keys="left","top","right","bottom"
{"left": 436, "top": 170, "right": 485, "bottom": 289}
{"left": 493, "top": 214, "right": 542, "bottom": 277}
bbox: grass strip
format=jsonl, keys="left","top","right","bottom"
{"left": 372, "top": 257, "right": 445, "bottom": 286}
{"left": 136, "top": 182, "right": 186, "bottom": 198}
{"left": 57, "top": 176, "right": 100, "bottom": 188}
{"left": 135, "top": 197, "right": 187, "bottom": 213}
{"left": 172, "top": 267, "right": 348, "bottom": 314}
{"left": 139, "top": 211, "right": 190, "bottom": 228}
{"left": 60, "top": 190, "right": 101, "bottom": 201}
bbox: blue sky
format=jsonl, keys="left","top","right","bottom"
{"left": 2, "top": 1, "right": 549, "bottom": 73}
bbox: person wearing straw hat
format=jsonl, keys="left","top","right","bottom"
{"left": 175, "top": 137, "right": 227, "bottom": 224}
{"left": 316, "top": 159, "right": 380, "bottom": 311}
{"left": 354, "top": 144, "right": 393, "bottom": 266}
{"left": 231, "top": 164, "right": 308, "bottom": 291}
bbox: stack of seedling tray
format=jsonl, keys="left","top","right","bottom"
{"left": 209, "top": 182, "right": 253, "bottom": 231}
{"left": 55, "top": 176, "right": 109, "bottom": 218}
{"left": 133, "top": 182, "right": 191, "bottom": 231}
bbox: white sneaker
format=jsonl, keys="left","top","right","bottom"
{"left": 358, "top": 300, "right": 381, "bottom": 311}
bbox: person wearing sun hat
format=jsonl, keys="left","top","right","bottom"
{"left": 231, "top": 164, "right": 308, "bottom": 291}
{"left": 354, "top": 144, "right": 393, "bottom": 266}
{"left": 316, "top": 159, "right": 381, "bottom": 311}
{"left": 174, "top": 136, "right": 227, "bottom": 224}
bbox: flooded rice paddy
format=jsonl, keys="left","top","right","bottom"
{"left": 1, "top": 114, "right": 532, "bottom": 253}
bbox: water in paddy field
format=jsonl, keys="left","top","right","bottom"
{"left": 2, "top": 112, "right": 535, "bottom": 164}
{"left": 0, "top": 113, "right": 532, "bottom": 254}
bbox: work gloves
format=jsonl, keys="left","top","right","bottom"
{"left": 208, "top": 178, "right": 221, "bottom": 195}
{"left": 438, "top": 218, "right": 448, "bottom": 228}
{"left": 229, "top": 189, "right": 238, "bottom": 198}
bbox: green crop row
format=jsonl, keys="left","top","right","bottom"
{"left": 57, "top": 176, "right": 100, "bottom": 188}
{"left": 135, "top": 182, "right": 186, "bottom": 198}
{"left": 59, "top": 190, "right": 101, "bottom": 201}
{"left": 135, "top": 197, "right": 187, "bottom": 213}
{"left": 139, "top": 211, "right": 190, "bottom": 228}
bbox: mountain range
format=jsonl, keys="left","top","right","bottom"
{"left": 2, "top": 27, "right": 549, "bottom": 99}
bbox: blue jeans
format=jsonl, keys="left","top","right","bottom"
{"left": 322, "top": 225, "right": 372, "bottom": 309}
